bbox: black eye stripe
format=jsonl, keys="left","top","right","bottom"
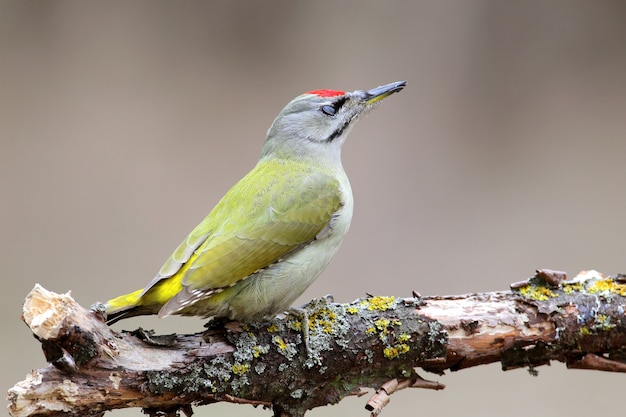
{"left": 334, "top": 97, "right": 347, "bottom": 109}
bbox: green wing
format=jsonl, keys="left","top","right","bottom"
{"left": 143, "top": 158, "right": 343, "bottom": 314}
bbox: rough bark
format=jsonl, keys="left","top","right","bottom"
{"left": 7, "top": 270, "right": 626, "bottom": 417}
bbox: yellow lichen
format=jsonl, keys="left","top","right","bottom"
{"left": 308, "top": 308, "right": 338, "bottom": 335}
{"left": 361, "top": 296, "right": 396, "bottom": 311}
{"left": 374, "top": 318, "right": 390, "bottom": 330}
{"left": 519, "top": 285, "right": 556, "bottom": 301}
{"left": 397, "top": 333, "right": 411, "bottom": 343}
{"left": 252, "top": 345, "right": 268, "bottom": 358}
{"left": 366, "top": 327, "right": 377, "bottom": 336}
{"left": 288, "top": 321, "right": 302, "bottom": 332}
{"left": 232, "top": 363, "right": 250, "bottom": 375}
{"left": 563, "top": 282, "right": 584, "bottom": 294}
{"left": 266, "top": 324, "right": 280, "bottom": 333}
{"left": 346, "top": 306, "right": 359, "bottom": 315}
{"left": 579, "top": 327, "right": 592, "bottom": 336}
{"left": 596, "top": 314, "right": 613, "bottom": 330}
{"left": 273, "top": 336, "right": 287, "bottom": 351}
{"left": 588, "top": 279, "right": 626, "bottom": 296}
{"left": 383, "top": 346, "right": 397, "bottom": 359}
{"left": 383, "top": 344, "right": 410, "bottom": 359}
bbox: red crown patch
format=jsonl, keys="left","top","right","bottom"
{"left": 305, "top": 89, "right": 345, "bottom": 98}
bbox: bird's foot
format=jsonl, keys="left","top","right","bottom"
{"left": 282, "top": 306, "right": 312, "bottom": 355}
{"left": 284, "top": 294, "right": 336, "bottom": 358}
{"left": 203, "top": 316, "right": 228, "bottom": 329}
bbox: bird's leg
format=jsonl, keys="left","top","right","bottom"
{"left": 281, "top": 306, "right": 311, "bottom": 356}
{"left": 286, "top": 294, "right": 335, "bottom": 357}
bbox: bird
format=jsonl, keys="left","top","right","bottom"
{"left": 104, "top": 81, "right": 406, "bottom": 325}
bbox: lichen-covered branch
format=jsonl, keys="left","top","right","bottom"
{"left": 8, "top": 270, "right": 626, "bottom": 417}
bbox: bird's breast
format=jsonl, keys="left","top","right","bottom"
{"left": 218, "top": 170, "right": 353, "bottom": 320}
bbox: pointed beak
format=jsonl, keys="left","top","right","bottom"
{"left": 363, "top": 81, "right": 407, "bottom": 105}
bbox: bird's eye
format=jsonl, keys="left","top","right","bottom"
{"left": 321, "top": 105, "right": 337, "bottom": 116}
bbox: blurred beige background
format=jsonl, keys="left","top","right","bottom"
{"left": 3, "top": 1, "right": 626, "bottom": 416}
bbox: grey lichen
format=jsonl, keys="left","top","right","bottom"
{"left": 146, "top": 359, "right": 224, "bottom": 396}
{"left": 304, "top": 302, "right": 352, "bottom": 369}
{"left": 232, "top": 330, "right": 260, "bottom": 363}
{"left": 273, "top": 335, "right": 299, "bottom": 360}
{"left": 254, "top": 362, "right": 266, "bottom": 374}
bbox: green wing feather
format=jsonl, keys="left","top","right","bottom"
{"left": 141, "top": 158, "right": 343, "bottom": 314}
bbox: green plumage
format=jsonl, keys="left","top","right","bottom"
{"left": 164, "top": 157, "right": 341, "bottom": 291}
{"left": 106, "top": 157, "right": 343, "bottom": 320}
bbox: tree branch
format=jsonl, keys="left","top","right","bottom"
{"left": 8, "top": 270, "right": 626, "bottom": 417}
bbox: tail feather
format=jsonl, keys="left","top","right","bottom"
{"left": 106, "top": 305, "right": 154, "bottom": 325}
{"left": 105, "top": 288, "right": 153, "bottom": 325}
